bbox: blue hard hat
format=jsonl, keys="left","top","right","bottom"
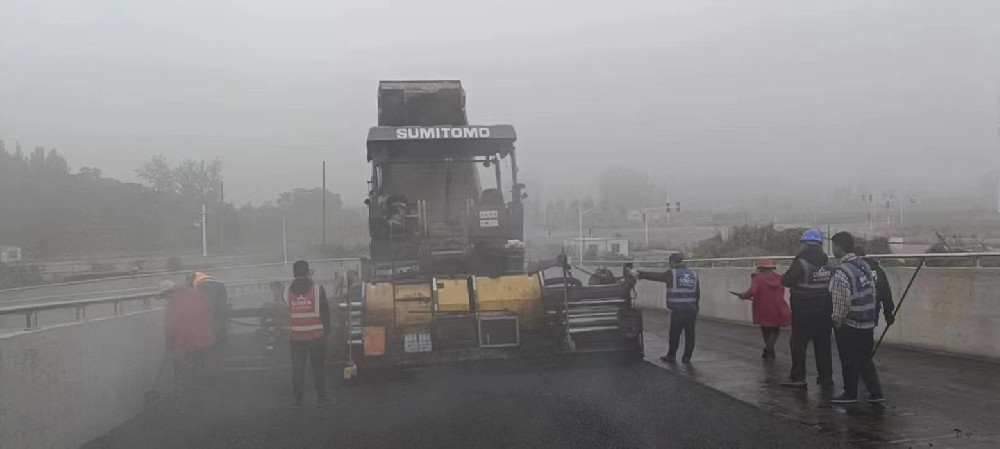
{"left": 800, "top": 229, "right": 823, "bottom": 244}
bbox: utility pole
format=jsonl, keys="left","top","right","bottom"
{"left": 322, "top": 161, "right": 327, "bottom": 244}
{"left": 218, "top": 182, "right": 224, "bottom": 254}
{"left": 578, "top": 204, "right": 593, "bottom": 262}
{"left": 200, "top": 204, "right": 208, "bottom": 257}
{"left": 644, "top": 211, "right": 649, "bottom": 248}
{"left": 282, "top": 217, "right": 288, "bottom": 265}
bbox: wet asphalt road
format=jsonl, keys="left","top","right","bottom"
{"left": 85, "top": 354, "right": 848, "bottom": 449}
{"left": 641, "top": 311, "right": 1000, "bottom": 448}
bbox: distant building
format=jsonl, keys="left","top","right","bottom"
{"left": 0, "top": 246, "right": 23, "bottom": 263}
{"left": 564, "top": 237, "right": 630, "bottom": 258}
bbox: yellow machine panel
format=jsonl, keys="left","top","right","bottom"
{"left": 436, "top": 278, "right": 471, "bottom": 312}
{"left": 393, "top": 283, "right": 433, "bottom": 326}
{"left": 365, "top": 282, "right": 396, "bottom": 326}
{"left": 476, "top": 274, "right": 544, "bottom": 329}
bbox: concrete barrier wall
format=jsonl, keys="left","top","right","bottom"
{"left": 0, "top": 310, "right": 166, "bottom": 449}
{"left": 635, "top": 267, "right": 1000, "bottom": 360}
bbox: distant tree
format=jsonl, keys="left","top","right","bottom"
{"left": 691, "top": 225, "right": 805, "bottom": 259}
{"left": 135, "top": 154, "right": 176, "bottom": 193}
{"left": 29, "top": 146, "right": 46, "bottom": 172}
{"left": 174, "top": 158, "right": 223, "bottom": 202}
{"left": 45, "top": 149, "right": 69, "bottom": 175}
{"left": 276, "top": 187, "right": 343, "bottom": 213}
{"left": 13, "top": 141, "right": 25, "bottom": 162}
{"left": 78, "top": 166, "right": 103, "bottom": 178}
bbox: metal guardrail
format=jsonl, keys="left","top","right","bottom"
{"left": 0, "top": 257, "right": 362, "bottom": 295}
{"left": 579, "top": 252, "right": 1000, "bottom": 268}
{"left": 0, "top": 278, "right": 338, "bottom": 333}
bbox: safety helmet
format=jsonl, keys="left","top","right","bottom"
{"left": 756, "top": 259, "right": 777, "bottom": 269}
{"left": 800, "top": 229, "right": 823, "bottom": 244}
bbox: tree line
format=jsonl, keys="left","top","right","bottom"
{"left": 0, "top": 140, "right": 367, "bottom": 263}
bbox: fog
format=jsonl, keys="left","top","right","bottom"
{"left": 2, "top": 0, "right": 999, "bottom": 205}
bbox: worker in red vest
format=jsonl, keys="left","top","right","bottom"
{"left": 286, "top": 260, "right": 331, "bottom": 408}
{"left": 160, "top": 280, "right": 215, "bottom": 393}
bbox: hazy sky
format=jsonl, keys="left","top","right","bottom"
{"left": 2, "top": 0, "right": 998, "bottom": 205}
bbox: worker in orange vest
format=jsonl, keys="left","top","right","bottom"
{"left": 160, "top": 280, "right": 215, "bottom": 393}
{"left": 286, "top": 260, "right": 331, "bottom": 408}
{"left": 189, "top": 271, "right": 229, "bottom": 345}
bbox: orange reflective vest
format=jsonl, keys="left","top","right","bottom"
{"left": 192, "top": 272, "right": 216, "bottom": 287}
{"left": 287, "top": 284, "right": 325, "bottom": 341}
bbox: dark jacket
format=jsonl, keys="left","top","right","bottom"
{"left": 781, "top": 244, "right": 832, "bottom": 310}
{"left": 638, "top": 265, "right": 701, "bottom": 312}
{"left": 289, "top": 278, "right": 331, "bottom": 335}
{"left": 865, "top": 258, "right": 896, "bottom": 324}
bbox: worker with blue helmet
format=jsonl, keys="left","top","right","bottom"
{"left": 779, "top": 228, "right": 836, "bottom": 389}
{"left": 800, "top": 229, "right": 823, "bottom": 244}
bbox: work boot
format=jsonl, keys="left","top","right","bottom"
{"left": 681, "top": 356, "right": 692, "bottom": 364}
{"left": 829, "top": 394, "right": 859, "bottom": 404}
{"left": 865, "top": 394, "right": 885, "bottom": 403}
{"left": 817, "top": 378, "right": 835, "bottom": 389}
{"left": 289, "top": 401, "right": 305, "bottom": 409}
{"left": 316, "top": 397, "right": 333, "bottom": 408}
{"left": 780, "top": 378, "right": 807, "bottom": 388}
{"left": 659, "top": 355, "right": 676, "bottom": 363}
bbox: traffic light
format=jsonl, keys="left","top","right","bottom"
{"left": 665, "top": 202, "right": 672, "bottom": 212}
{"left": 676, "top": 201, "right": 681, "bottom": 212}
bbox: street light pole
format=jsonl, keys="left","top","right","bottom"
{"left": 282, "top": 217, "right": 288, "bottom": 265}
{"left": 644, "top": 212, "right": 649, "bottom": 248}
{"left": 200, "top": 204, "right": 208, "bottom": 257}
{"left": 578, "top": 205, "right": 593, "bottom": 262}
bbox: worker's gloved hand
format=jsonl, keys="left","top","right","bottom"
{"left": 884, "top": 314, "right": 895, "bottom": 326}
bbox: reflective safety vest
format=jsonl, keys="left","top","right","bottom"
{"left": 287, "top": 284, "right": 325, "bottom": 341}
{"left": 666, "top": 268, "right": 698, "bottom": 311}
{"left": 192, "top": 272, "right": 216, "bottom": 287}
{"left": 791, "top": 259, "right": 836, "bottom": 299}
{"left": 838, "top": 260, "right": 877, "bottom": 323}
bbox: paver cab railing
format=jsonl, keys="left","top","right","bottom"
{"left": 578, "top": 252, "right": 1000, "bottom": 269}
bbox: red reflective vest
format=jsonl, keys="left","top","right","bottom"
{"left": 287, "top": 284, "right": 325, "bottom": 341}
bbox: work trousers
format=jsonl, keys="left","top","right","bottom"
{"left": 834, "top": 326, "right": 882, "bottom": 398}
{"left": 290, "top": 338, "right": 327, "bottom": 403}
{"left": 668, "top": 309, "right": 697, "bottom": 359}
{"left": 788, "top": 304, "right": 833, "bottom": 383}
{"left": 173, "top": 348, "right": 206, "bottom": 393}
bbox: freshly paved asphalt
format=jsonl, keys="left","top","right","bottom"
{"left": 84, "top": 310, "right": 999, "bottom": 448}
{"left": 85, "top": 355, "right": 845, "bottom": 448}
